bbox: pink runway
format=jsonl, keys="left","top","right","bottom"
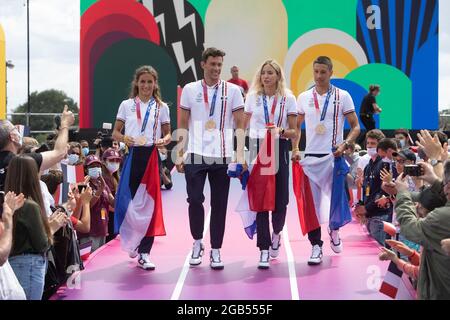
{"left": 51, "top": 171, "right": 415, "bottom": 300}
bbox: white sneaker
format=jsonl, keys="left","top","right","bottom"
{"left": 258, "top": 250, "right": 270, "bottom": 269}
{"left": 269, "top": 233, "right": 281, "bottom": 258}
{"left": 328, "top": 228, "right": 343, "bottom": 254}
{"left": 129, "top": 248, "right": 138, "bottom": 259}
{"left": 138, "top": 253, "right": 155, "bottom": 270}
{"left": 189, "top": 241, "right": 204, "bottom": 266}
{"left": 210, "top": 249, "right": 224, "bottom": 270}
{"left": 307, "top": 245, "right": 323, "bottom": 265}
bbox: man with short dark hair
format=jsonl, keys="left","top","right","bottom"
{"left": 292, "top": 56, "right": 360, "bottom": 265}
{"left": 176, "top": 48, "right": 246, "bottom": 269}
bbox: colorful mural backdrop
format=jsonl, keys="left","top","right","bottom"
{"left": 80, "top": 0, "right": 439, "bottom": 130}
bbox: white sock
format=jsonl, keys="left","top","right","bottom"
{"left": 194, "top": 239, "right": 202, "bottom": 247}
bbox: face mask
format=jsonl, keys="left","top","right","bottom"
{"left": 159, "top": 152, "right": 167, "bottom": 161}
{"left": 399, "top": 140, "right": 406, "bottom": 148}
{"left": 382, "top": 157, "right": 392, "bottom": 163}
{"left": 82, "top": 147, "right": 89, "bottom": 156}
{"left": 88, "top": 167, "right": 102, "bottom": 179}
{"left": 106, "top": 161, "right": 120, "bottom": 173}
{"left": 367, "top": 148, "right": 378, "bottom": 157}
{"left": 68, "top": 154, "right": 79, "bottom": 165}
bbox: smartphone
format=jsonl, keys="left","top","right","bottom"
{"left": 0, "top": 191, "right": 4, "bottom": 217}
{"left": 404, "top": 164, "right": 422, "bottom": 177}
{"left": 78, "top": 184, "right": 87, "bottom": 193}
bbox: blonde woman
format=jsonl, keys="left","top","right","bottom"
{"left": 244, "top": 60, "right": 297, "bottom": 269}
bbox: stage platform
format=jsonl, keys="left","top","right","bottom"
{"left": 51, "top": 169, "right": 415, "bottom": 300}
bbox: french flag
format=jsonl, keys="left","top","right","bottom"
{"left": 53, "top": 163, "right": 84, "bottom": 205}
{"left": 114, "top": 147, "right": 166, "bottom": 252}
{"left": 61, "top": 163, "right": 85, "bottom": 184}
{"left": 293, "top": 154, "right": 334, "bottom": 234}
{"left": 235, "top": 130, "right": 275, "bottom": 239}
{"left": 79, "top": 240, "right": 92, "bottom": 261}
{"left": 379, "top": 261, "right": 403, "bottom": 299}
{"left": 293, "top": 154, "right": 351, "bottom": 234}
{"left": 292, "top": 162, "right": 320, "bottom": 235}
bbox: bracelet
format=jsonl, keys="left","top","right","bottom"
{"left": 292, "top": 148, "right": 300, "bottom": 152}
{"left": 408, "top": 250, "right": 416, "bottom": 259}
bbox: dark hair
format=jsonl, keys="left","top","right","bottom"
{"left": 346, "top": 142, "right": 355, "bottom": 152}
{"left": 432, "top": 131, "right": 448, "bottom": 147}
{"left": 418, "top": 187, "right": 447, "bottom": 211}
{"left": 369, "top": 85, "right": 380, "bottom": 93}
{"left": 129, "top": 65, "right": 163, "bottom": 106}
{"left": 201, "top": 47, "right": 226, "bottom": 62}
{"left": 4, "top": 155, "right": 53, "bottom": 244}
{"left": 313, "top": 56, "right": 333, "bottom": 71}
{"left": 41, "top": 170, "right": 64, "bottom": 195}
{"left": 366, "top": 129, "right": 385, "bottom": 142}
{"left": 394, "top": 129, "right": 409, "bottom": 139}
{"left": 377, "top": 138, "right": 398, "bottom": 152}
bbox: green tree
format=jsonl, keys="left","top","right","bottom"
{"left": 11, "top": 89, "right": 79, "bottom": 132}
{"left": 439, "top": 109, "right": 450, "bottom": 131}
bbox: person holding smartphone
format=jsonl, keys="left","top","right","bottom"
{"left": 77, "top": 155, "right": 114, "bottom": 253}
{"left": 354, "top": 136, "right": 398, "bottom": 246}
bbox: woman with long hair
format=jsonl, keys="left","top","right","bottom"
{"left": 112, "top": 66, "right": 171, "bottom": 270}
{"left": 244, "top": 59, "right": 298, "bottom": 269}
{"left": 5, "top": 155, "right": 53, "bottom": 300}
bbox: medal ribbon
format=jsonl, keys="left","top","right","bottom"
{"left": 312, "top": 85, "right": 333, "bottom": 122}
{"left": 202, "top": 80, "right": 220, "bottom": 119}
{"left": 262, "top": 95, "right": 278, "bottom": 125}
{"left": 135, "top": 96, "right": 155, "bottom": 134}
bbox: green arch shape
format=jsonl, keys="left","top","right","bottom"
{"left": 345, "top": 63, "right": 412, "bottom": 129}
{"left": 93, "top": 38, "right": 178, "bottom": 129}
{"left": 282, "top": 0, "right": 358, "bottom": 47}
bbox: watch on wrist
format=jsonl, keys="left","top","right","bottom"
{"left": 431, "top": 159, "right": 442, "bottom": 166}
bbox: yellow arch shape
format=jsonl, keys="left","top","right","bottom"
{"left": 290, "top": 44, "right": 359, "bottom": 96}
{"left": 0, "top": 24, "right": 6, "bottom": 119}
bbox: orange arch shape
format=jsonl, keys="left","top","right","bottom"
{"left": 290, "top": 44, "right": 359, "bottom": 95}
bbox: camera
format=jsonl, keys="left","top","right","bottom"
{"left": 94, "top": 123, "right": 113, "bottom": 149}
{"left": 77, "top": 184, "right": 87, "bottom": 193}
{"left": 404, "top": 164, "right": 422, "bottom": 177}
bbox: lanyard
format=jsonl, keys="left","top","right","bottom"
{"left": 262, "top": 95, "right": 278, "bottom": 125}
{"left": 202, "top": 80, "right": 220, "bottom": 117}
{"left": 312, "top": 86, "right": 333, "bottom": 122}
{"left": 135, "top": 97, "right": 155, "bottom": 134}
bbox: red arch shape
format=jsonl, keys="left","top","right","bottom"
{"left": 80, "top": 0, "right": 160, "bottom": 127}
